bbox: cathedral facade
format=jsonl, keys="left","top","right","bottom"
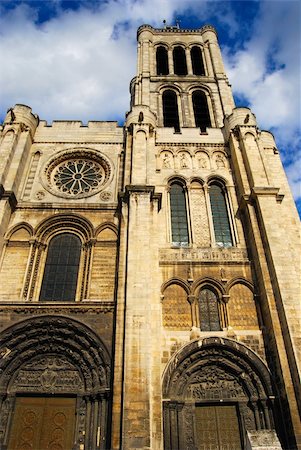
{"left": 0, "top": 23, "right": 300, "bottom": 450}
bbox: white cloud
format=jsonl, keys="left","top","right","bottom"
{"left": 223, "top": 1, "right": 301, "bottom": 203}
{"left": 0, "top": 0, "right": 300, "bottom": 207}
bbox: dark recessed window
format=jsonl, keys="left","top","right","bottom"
{"left": 40, "top": 233, "right": 81, "bottom": 301}
{"left": 192, "top": 91, "right": 211, "bottom": 132}
{"left": 191, "top": 46, "right": 205, "bottom": 75}
{"left": 173, "top": 46, "right": 187, "bottom": 75}
{"left": 199, "top": 288, "right": 221, "bottom": 331}
{"left": 170, "top": 182, "right": 189, "bottom": 246}
{"left": 156, "top": 46, "right": 169, "bottom": 75}
{"left": 209, "top": 184, "right": 233, "bottom": 247}
{"left": 163, "top": 90, "right": 180, "bottom": 132}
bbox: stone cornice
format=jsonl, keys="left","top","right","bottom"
{"left": 121, "top": 185, "right": 162, "bottom": 210}
{"left": 137, "top": 24, "right": 217, "bottom": 37}
{"left": 0, "top": 301, "right": 115, "bottom": 315}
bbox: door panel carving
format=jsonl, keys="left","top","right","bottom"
{"left": 195, "top": 405, "right": 242, "bottom": 450}
{"left": 7, "top": 397, "right": 76, "bottom": 450}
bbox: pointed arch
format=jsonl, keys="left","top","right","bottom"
{"left": 5, "top": 222, "right": 34, "bottom": 240}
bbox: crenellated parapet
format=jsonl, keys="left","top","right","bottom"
{"left": 2, "top": 104, "right": 39, "bottom": 140}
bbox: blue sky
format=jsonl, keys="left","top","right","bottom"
{"left": 0, "top": 0, "right": 300, "bottom": 216}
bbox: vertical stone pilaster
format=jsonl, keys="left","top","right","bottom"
{"left": 121, "top": 186, "right": 162, "bottom": 450}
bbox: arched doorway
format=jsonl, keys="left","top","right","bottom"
{"left": 0, "top": 316, "right": 111, "bottom": 450}
{"left": 162, "top": 337, "right": 281, "bottom": 450}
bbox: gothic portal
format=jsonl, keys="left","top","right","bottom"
{"left": 0, "top": 23, "right": 300, "bottom": 450}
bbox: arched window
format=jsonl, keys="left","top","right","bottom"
{"left": 209, "top": 183, "right": 233, "bottom": 247}
{"left": 170, "top": 182, "right": 189, "bottom": 246}
{"left": 173, "top": 46, "right": 187, "bottom": 75}
{"left": 39, "top": 233, "right": 81, "bottom": 301}
{"left": 156, "top": 46, "right": 169, "bottom": 75}
{"left": 191, "top": 46, "right": 205, "bottom": 75}
{"left": 163, "top": 90, "right": 180, "bottom": 132}
{"left": 199, "top": 288, "right": 221, "bottom": 331}
{"left": 192, "top": 90, "right": 211, "bottom": 131}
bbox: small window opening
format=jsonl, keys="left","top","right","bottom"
{"left": 192, "top": 91, "right": 211, "bottom": 132}
{"left": 191, "top": 46, "right": 205, "bottom": 75}
{"left": 173, "top": 46, "right": 188, "bottom": 75}
{"left": 199, "top": 288, "right": 221, "bottom": 331}
{"left": 163, "top": 90, "right": 180, "bottom": 132}
{"left": 156, "top": 46, "right": 169, "bottom": 75}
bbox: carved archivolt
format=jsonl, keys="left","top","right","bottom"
{"left": 163, "top": 337, "right": 272, "bottom": 401}
{"left": 0, "top": 316, "right": 111, "bottom": 449}
{"left": 162, "top": 337, "right": 276, "bottom": 449}
{"left": 0, "top": 315, "right": 111, "bottom": 395}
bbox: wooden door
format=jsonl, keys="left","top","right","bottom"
{"left": 195, "top": 405, "right": 242, "bottom": 450}
{"left": 8, "top": 397, "right": 76, "bottom": 450}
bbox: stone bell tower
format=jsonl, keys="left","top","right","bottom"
{"left": 112, "top": 23, "right": 301, "bottom": 450}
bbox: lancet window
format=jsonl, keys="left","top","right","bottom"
{"left": 169, "top": 181, "right": 189, "bottom": 246}
{"left": 173, "top": 46, "right": 188, "bottom": 75}
{"left": 163, "top": 90, "right": 180, "bottom": 132}
{"left": 156, "top": 46, "right": 169, "bottom": 75}
{"left": 191, "top": 46, "right": 205, "bottom": 75}
{"left": 198, "top": 288, "right": 221, "bottom": 331}
{"left": 209, "top": 182, "right": 233, "bottom": 247}
{"left": 39, "top": 233, "right": 81, "bottom": 301}
{"left": 192, "top": 90, "right": 211, "bottom": 131}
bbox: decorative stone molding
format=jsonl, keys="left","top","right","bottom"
{"left": 41, "top": 148, "right": 113, "bottom": 199}
{"left": 159, "top": 247, "right": 249, "bottom": 263}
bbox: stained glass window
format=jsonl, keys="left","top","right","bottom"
{"left": 156, "top": 46, "right": 169, "bottom": 75}
{"left": 53, "top": 159, "right": 104, "bottom": 196}
{"left": 209, "top": 184, "right": 233, "bottom": 247}
{"left": 40, "top": 233, "right": 81, "bottom": 301}
{"left": 163, "top": 90, "right": 180, "bottom": 132}
{"left": 199, "top": 288, "right": 221, "bottom": 331}
{"left": 170, "top": 182, "right": 189, "bottom": 246}
{"left": 192, "top": 91, "right": 211, "bottom": 132}
{"left": 191, "top": 46, "right": 205, "bottom": 75}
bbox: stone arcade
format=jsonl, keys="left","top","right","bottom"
{"left": 0, "top": 23, "right": 300, "bottom": 450}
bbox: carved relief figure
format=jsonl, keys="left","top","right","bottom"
{"left": 162, "top": 152, "right": 172, "bottom": 168}
{"left": 180, "top": 153, "right": 189, "bottom": 168}
{"left": 198, "top": 155, "right": 207, "bottom": 168}
{"left": 215, "top": 153, "right": 226, "bottom": 168}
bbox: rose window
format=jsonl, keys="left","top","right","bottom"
{"left": 43, "top": 150, "right": 112, "bottom": 198}
{"left": 53, "top": 159, "right": 104, "bottom": 196}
